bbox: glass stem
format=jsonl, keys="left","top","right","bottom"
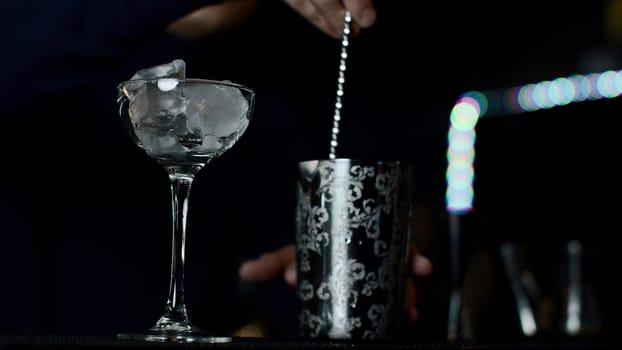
{"left": 152, "top": 174, "right": 195, "bottom": 332}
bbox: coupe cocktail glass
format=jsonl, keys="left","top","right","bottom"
{"left": 116, "top": 77, "right": 254, "bottom": 343}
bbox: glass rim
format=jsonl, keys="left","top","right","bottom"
{"left": 116, "top": 77, "right": 254, "bottom": 94}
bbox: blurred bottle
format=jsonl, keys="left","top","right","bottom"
{"left": 558, "top": 240, "right": 602, "bottom": 337}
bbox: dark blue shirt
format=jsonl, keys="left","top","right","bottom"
{"left": 2, "top": 0, "right": 219, "bottom": 113}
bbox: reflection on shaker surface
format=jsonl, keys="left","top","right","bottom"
{"left": 295, "top": 159, "right": 414, "bottom": 339}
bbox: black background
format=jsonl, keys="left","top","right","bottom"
{"left": 1, "top": 0, "right": 620, "bottom": 344}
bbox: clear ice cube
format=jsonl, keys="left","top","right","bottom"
{"left": 122, "top": 59, "right": 250, "bottom": 159}
{"left": 184, "top": 82, "right": 249, "bottom": 138}
{"left": 131, "top": 59, "right": 186, "bottom": 80}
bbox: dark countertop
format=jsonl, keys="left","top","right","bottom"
{"left": 0, "top": 335, "right": 617, "bottom": 350}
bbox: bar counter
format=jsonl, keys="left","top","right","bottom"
{"left": 0, "top": 335, "right": 616, "bottom": 350}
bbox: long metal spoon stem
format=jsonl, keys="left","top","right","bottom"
{"left": 328, "top": 11, "right": 352, "bottom": 160}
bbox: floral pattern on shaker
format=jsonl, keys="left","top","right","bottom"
{"left": 297, "top": 198, "right": 330, "bottom": 272}
{"left": 297, "top": 161, "right": 407, "bottom": 339}
{"left": 363, "top": 304, "right": 388, "bottom": 339}
{"left": 299, "top": 309, "right": 325, "bottom": 338}
{"left": 298, "top": 280, "right": 315, "bottom": 302}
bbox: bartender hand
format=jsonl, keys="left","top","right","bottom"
{"left": 167, "top": 0, "right": 258, "bottom": 40}
{"left": 283, "top": 0, "right": 377, "bottom": 38}
{"left": 239, "top": 243, "right": 433, "bottom": 322}
{"left": 169, "top": 0, "right": 375, "bottom": 41}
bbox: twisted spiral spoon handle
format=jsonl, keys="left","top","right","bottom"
{"left": 328, "top": 11, "right": 352, "bottom": 160}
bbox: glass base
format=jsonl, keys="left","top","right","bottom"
{"left": 118, "top": 329, "right": 232, "bottom": 343}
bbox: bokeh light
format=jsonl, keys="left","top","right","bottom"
{"left": 446, "top": 68, "right": 622, "bottom": 214}
{"left": 450, "top": 97, "right": 480, "bottom": 131}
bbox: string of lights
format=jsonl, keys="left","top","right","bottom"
{"left": 446, "top": 69, "right": 622, "bottom": 214}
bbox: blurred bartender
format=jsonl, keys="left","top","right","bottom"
{"left": 1, "top": 0, "right": 449, "bottom": 339}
